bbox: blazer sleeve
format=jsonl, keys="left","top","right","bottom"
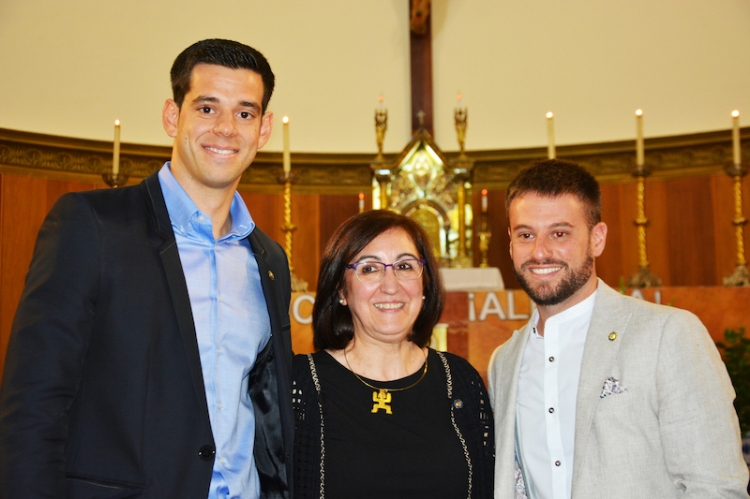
{"left": 656, "top": 310, "right": 749, "bottom": 497}
{"left": 0, "top": 193, "right": 101, "bottom": 497}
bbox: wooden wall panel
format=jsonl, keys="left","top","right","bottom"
{"left": 290, "top": 194, "right": 320, "bottom": 291}
{"left": 241, "top": 191, "right": 284, "bottom": 245}
{"left": 0, "top": 175, "right": 48, "bottom": 376}
{"left": 318, "top": 195, "right": 361, "bottom": 254}
{"left": 489, "top": 190, "right": 516, "bottom": 289}
{"left": 665, "top": 176, "right": 717, "bottom": 285}
{"left": 643, "top": 180, "right": 672, "bottom": 286}
{"left": 597, "top": 183, "right": 626, "bottom": 288}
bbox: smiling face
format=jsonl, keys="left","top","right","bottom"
{"left": 163, "top": 63, "right": 273, "bottom": 199}
{"left": 508, "top": 192, "right": 607, "bottom": 317}
{"left": 341, "top": 228, "right": 424, "bottom": 346}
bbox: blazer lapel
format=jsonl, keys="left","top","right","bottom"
{"left": 493, "top": 324, "right": 532, "bottom": 498}
{"left": 142, "top": 174, "right": 211, "bottom": 424}
{"left": 571, "top": 280, "right": 632, "bottom": 491}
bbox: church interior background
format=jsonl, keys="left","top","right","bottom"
{"left": 2, "top": 1, "right": 750, "bottom": 394}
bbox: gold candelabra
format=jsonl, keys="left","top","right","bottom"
{"left": 452, "top": 104, "right": 474, "bottom": 268}
{"left": 627, "top": 162, "right": 662, "bottom": 288}
{"left": 478, "top": 190, "right": 491, "bottom": 267}
{"left": 277, "top": 171, "right": 308, "bottom": 292}
{"left": 102, "top": 172, "right": 128, "bottom": 188}
{"left": 371, "top": 103, "right": 391, "bottom": 209}
{"left": 722, "top": 160, "right": 750, "bottom": 286}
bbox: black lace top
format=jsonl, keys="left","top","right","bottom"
{"left": 292, "top": 349, "right": 495, "bottom": 499}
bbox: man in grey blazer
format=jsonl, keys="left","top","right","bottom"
{"left": 489, "top": 159, "right": 749, "bottom": 498}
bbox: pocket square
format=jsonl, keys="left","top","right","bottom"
{"left": 600, "top": 376, "right": 627, "bottom": 398}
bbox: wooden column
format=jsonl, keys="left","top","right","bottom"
{"left": 409, "top": 6, "right": 433, "bottom": 136}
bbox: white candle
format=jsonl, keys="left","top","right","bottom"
{"left": 112, "top": 120, "right": 121, "bottom": 175}
{"left": 456, "top": 92, "right": 463, "bottom": 107}
{"left": 481, "top": 189, "right": 488, "bottom": 213}
{"left": 358, "top": 192, "right": 365, "bottom": 213}
{"left": 635, "top": 109, "right": 645, "bottom": 167}
{"left": 732, "top": 110, "right": 741, "bottom": 166}
{"left": 282, "top": 116, "right": 290, "bottom": 176}
{"left": 378, "top": 94, "right": 384, "bottom": 110}
{"left": 546, "top": 112, "right": 555, "bottom": 159}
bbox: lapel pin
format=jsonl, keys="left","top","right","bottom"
{"left": 268, "top": 271, "right": 275, "bottom": 280}
{"left": 608, "top": 332, "right": 618, "bottom": 341}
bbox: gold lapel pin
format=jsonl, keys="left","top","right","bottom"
{"left": 268, "top": 271, "right": 275, "bottom": 280}
{"left": 608, "top": 332, "right": 618, "bottom": 341}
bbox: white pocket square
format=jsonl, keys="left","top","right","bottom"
{"left": 600, "top": 376, "right": 627, "bottom": 398}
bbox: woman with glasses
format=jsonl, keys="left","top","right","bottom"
{"left": 292, "top": 210, "right": 494, "bottom": 499}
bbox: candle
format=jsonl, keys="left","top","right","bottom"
{"left": 546, "top": 112, "right": 555, "bottom": 159}
{"left": 635, "top": 109, "right": 644, "bottom": 167}
{"left": 456, "top": 92, "right": 463, "bottom": 106}
{"left": 378, "top": 94, "right": 384, "bottom": 110}
{"left": 112, "top": 120, "right": 121, "bottom": 175}
{"left": 481, "top": 189, "right": 488, "bottom": 213}
{"left": 732, "top": 110, "right": 741, "bottom": 166}
{"left": 358, "top": 192, "right": 365, "bottom": 213}
{"left": 282, "top": 116, "right": 290, "bottom": 176}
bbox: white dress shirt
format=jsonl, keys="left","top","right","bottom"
{"left": 516, "top": 291, "right": 597, "bottom": 499}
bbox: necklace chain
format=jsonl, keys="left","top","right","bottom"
{"left": 344, "top": 348, "right": 429, "bottom": 393}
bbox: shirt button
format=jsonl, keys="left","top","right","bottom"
{"left": 555, "top": 460, "right": 561, "bottom": 466}
{"left": 218, "top": 402, "right": 223, "bottom": 409}
{"left": 549, "top": 356, "right": 555, "bottom": 362}
{"left": 217, "top": 348, "right": 222, "bottom": 355}
{"left": 548, "top": 407, "right": 555, "bottom": 413}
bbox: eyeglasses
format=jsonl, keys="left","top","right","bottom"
{"left": 346, "top": 258, "right": 426, "bottom": 283}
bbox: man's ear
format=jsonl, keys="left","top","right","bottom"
{"left": 257, "top": 112, "right": 274, "bottom": 149}
{"left": 508, "top": 227, "right": 513, "bottom": 258}
{"left": 162, "top": 100, "right": 180, "bottom": 138}
{"left": 590, "top": 221, "right": 608, "bottom": 257}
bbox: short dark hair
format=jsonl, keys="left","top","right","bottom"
{"left": 506, "top": 159, "right": 601, "bottom": 228}
{"left": 312, "top": 210, "right": 444, "bottom": 351}
{"left": 170, "top": 39, "right": 275, "bottom": 113}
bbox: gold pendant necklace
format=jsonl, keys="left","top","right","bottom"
{"left": 344, "top": 349, "right": 428, "bottom": 415}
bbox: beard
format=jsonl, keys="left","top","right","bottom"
{"left": 513, "top": 251, "right": 595, "bottom": 306}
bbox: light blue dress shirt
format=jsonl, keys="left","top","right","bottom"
{"left": 159, "top": 163, "right": 271, "bottom": 499}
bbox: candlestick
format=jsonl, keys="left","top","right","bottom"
{"left": 732, "top": 110, "right": 741, "bottom": 166}
{"left": 546, "top": 112, "right": 555, "bottom": 159}
{"left": 358, "top": 192, "right": 365, "bottom": 213}
{"left": 113, "top": 120, "right": 121, "bottom": 175}
{"left": 282, "top": 116, "right": 291, "bottom": 176}
{"left": 723, "top": 111, "right": 749, "bottom": 286}
{"left": 636, "top": 109, "right": 645, "bottom": 167}
{"left": 481, "top": 188, "right": 488, "bottom": 213}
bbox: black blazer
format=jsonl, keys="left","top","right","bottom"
{"left": 0, "top": 173, "right": 294, "bottom": 498}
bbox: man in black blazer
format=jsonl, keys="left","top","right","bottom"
{"left": 0, "top": 39, "right": 294, "bottom": 498}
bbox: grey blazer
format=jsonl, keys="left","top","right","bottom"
{"left": 488, "top": 279, "right": 749, "bottom": 499}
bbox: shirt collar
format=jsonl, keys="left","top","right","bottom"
{"left": 157, "top": 162, "right": 255, "bottom": 242}
{"left": 531, "top": 286, "right": 598, "bottom": 332}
